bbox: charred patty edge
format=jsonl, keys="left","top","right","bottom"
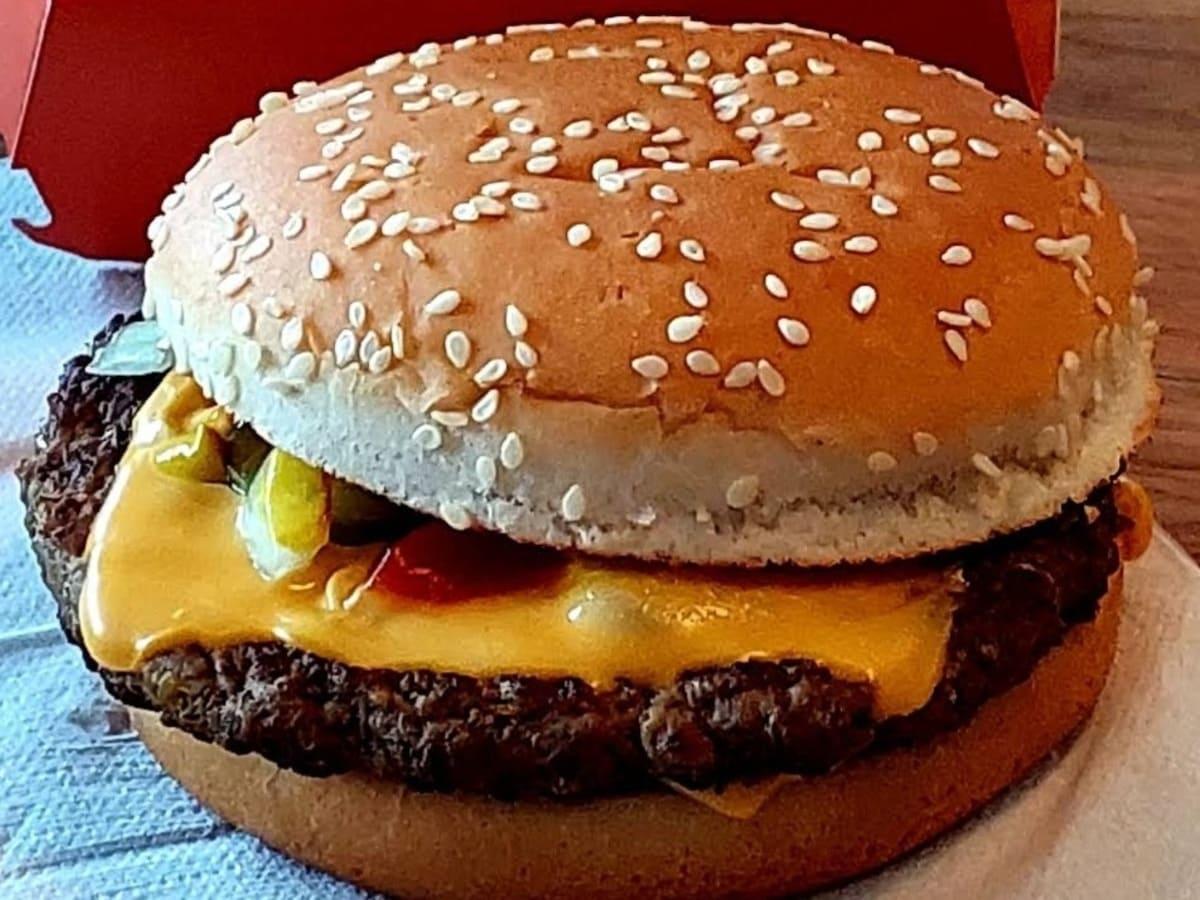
{"left": 18, "top": 315, "right": 1123, "bottom": 801}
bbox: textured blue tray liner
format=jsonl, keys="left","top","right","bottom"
{"left": 4, "top": 158, "right": 1200, "bottom": 899}
{"left": 0, "top": 160, "right": 365, "bottom": 898}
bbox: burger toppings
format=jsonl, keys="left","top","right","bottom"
{"left": 76, "top": 371, "right": 959, "bottom": 719}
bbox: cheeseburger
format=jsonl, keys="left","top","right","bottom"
{"left": 20, "top": 16, "right": 1158, "bottom": 899}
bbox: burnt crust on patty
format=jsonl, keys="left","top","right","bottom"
{"left": 18, "top": 316, "right": 1124, "bottom": 801}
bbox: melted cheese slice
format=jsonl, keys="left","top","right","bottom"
{"left": 81, "top": 376, "right": 955, "bottom": 718}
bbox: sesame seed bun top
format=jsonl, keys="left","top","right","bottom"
{"left": 144, "top": 16, "right": 1158, "bottom": 566}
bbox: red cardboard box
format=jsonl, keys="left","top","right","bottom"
{"left": 1, "top": 1, "right": 1058, "bottom": 262}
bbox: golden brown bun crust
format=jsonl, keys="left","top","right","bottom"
{"left": 132, "top": 577, "right": 1121, "bottom": 899}
{"left": 143, "top": 18, "right": 1158, "bottom": 565}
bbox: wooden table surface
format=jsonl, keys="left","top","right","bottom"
{"left": 1049, "top": 0, "right": 1200, "bottom": 556}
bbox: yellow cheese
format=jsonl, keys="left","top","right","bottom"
{"left": 81, "top": 376, "right": 955, "bottom": 718}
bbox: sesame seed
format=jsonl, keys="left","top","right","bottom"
{"left": 529, "top": 46, "right": 554, "bottom": 63}
{"left": 280, "top": 316, "right": 305, "bottom": 352}
{"left": 244, "top": 234, "right": 274, "bottom": 263}
{"left": 402, "top": 239, "right": 426, "bottom": 263}
{"left": 862, "top": 39, "right": 894, "bottom": 53}
{"left": 344, "top": 219, "right": 379, "bottom": 249}
{"left": 636, "top": 232, "right": 664, "bottom": 259}
{"left": 932, "top": 148, "right": 962, "bottom": 168}
{"left": 725, "top": 475, "right": 760, "bottom": 510}
{"left": 884, "top": 107, "right": 922, "bottom": 125}
{"left": 560, "top": 484, "right": 586, "bottom": 522}
{"left": 334, "top": 329, "right": 358, "bottom": 367}
{"left": 781, "top": 111, "right": 813, "bottom": 127}
{"left": 907, "top": 133, "right": 931, "bottom": 155}
{"left": 924, "top": 169, "right": 963, "bottom": 192}
{"left": 777, "top": 317, "right": 811, "bottom": 347}
{"left": 474, "top": 358, "right": 508, "bottom": 387}
{"left": 298, "top": 164, "right": 331, "bottom": 182}
{"left": 967, "top": 137, "right": 1000, "bottom": 159}
{"left": 534, "top": 137, "right": 559, "bottom": 155}
{"left": 806, "top": 58, "right": 836, "bottom": 76}
{"left": 211, "top": 244, "right": 236, "bottom": 274}
{"left": 792, "top": 240, "right": 831, "bottom": 262}
{"left": 341, "top": 196, "right": 368, "bottom": 222}
{"left": 425, "top": 289, "right": 462, "bottom": 316}
{"left": 1081, "top": 178, "right": 1103, "bottom": 215}
{"left": 563, "top": 119, "right": 594, "bottom": 139}
{"left": 408, "top": 217, "right": 441, "bottom": 235}
{"left": 471, "top": 389, "right": 500, "bottom": 423}
{"left": 482, "top": 180, "right": 512, "bottom": 198}
{"left": 799, "top": 212, "right": 839, "bottom": 231}
{"left": 218, "top": 272, "right": 250, "bottom": 297}
{"left": 964, "top": 298, "right": 992, "bottom": 328}
{"left": 367, "top": 347, "right": 393, "bottom": 375}
{"left": 439, "top": 502, "right": 471, "bottom": 531}
{"left": 1134, "top": 266, "right": 1155, "bottom": 287}
{"left": 993, "top": 97, "right": 1035, "bottom": 121}
{"left": 309, "top": 251, "right": 333, "bottom": 281}
{"left": 284, "top": 351, "right": 316, "bottom": 382}
{"left": 972, "top": 453, "right": 1003, "bottom": 479}
{"left": 867, "top": 451, "right": 898, "bottom": 473}
{"left": 683, "top": 280, "right": 709, "bottom": 309}
{"left": 381, "top": 212, "right": 411, "bottom": 237}
{"left": 769, "top": 191, "right": 805, "bottom": 212}
{"left": 492, "top": 97, "right": 521, "bottom": 115}
{"left": 941, "top": 244, "right": 973, "bottom": 266}
{"left": 679, "top": 239, "right": 706, "bottom": 262}
{"left": 685, "top": 350, "right": 720, "bottom": 376}
{"left": 708, "top": 158, "right": 740, "bottom": 172}
{"left": 913, "top": 432, "right": 939, "bottom": 456}
{"left": 526, "top": 155, "right": 559, "bottom": 175}
{"left": 500, "top": 432, "right": 525, "bottom": 469}
{"left": 444, "top": 331, "right": 471, "bottom": 369}
{"left": 844, "top": 235, "right": 879, "bottom": 254}
{"left": 667, "top": 315, "right": 705, "bottom": 343}
{"left": 281, "top": 212, "right": 305, "bottom": 240}
{"left": 926, "top": 127, "right": 957, "bottom": 145}
{"left": 817, "top": 168, "right": 850, "bottom": 187}
{"left": 944, "top": 329, "right": 969, "bottom": 362}
{"left": 509, "top": 117, "right": 536, "bottom": 135}
{"left": 631, "top": 354, "right": 669, "bottom": 380}
{"left": 1119, "top": 214, "right": 1137, "bottom": 247}
{"left": 514, "top": 341, "right": 539, "bottom": 368}
{"left": 857, "top": 130, "right": 884, "bottom": 151}
{"left": 1095, "top": 295, "right": 1114, "bottom": 316}
{"left": 504, "top": 304, "right": 528, "bottom": 338}
{"left": 937, "top": 310, "right": 974, "bottom": 328}
{"left": 390, "top": 324, "right": 405, "bottom": 359}
{"left": 475, "top": 456, "right": 498, "bottom": 491}
{"left": 850, "top": 284, "right": 878, "bottom": 315}
{"left": 687, "top": 49, "right": 712, "bottom": 71}
{"left": 472, "top": 196, "right": 506, "bottom": 217}
{"left": 652, "top": 127, "right": 685, "bottom": 145}
{"left": 511, "top": 192, "right": 543, "bottom": 211}
{"left": 871, "top": 194, "right": 899, "bottom": 217}
{"left": 723, "top": 361, "right": 757, "bottom": 389}
{"left": 647, "top": 183, "right": 681, "bottom": 205}
{"left": 758, "top": 273, "right": 787, "bottom": 299}
{"left": 1003, "top": 213, "right": 1034, "bottom": 232}
{"left": 1045, "top": 155, "right": 1068, "bottom": 177}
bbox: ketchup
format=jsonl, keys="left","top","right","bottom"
{"left": 368, "top": 521, "right": 569, "bottom": 604}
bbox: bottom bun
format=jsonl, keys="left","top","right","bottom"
{"left": 133, "top": 577, "right": 1122, "bottom": 900}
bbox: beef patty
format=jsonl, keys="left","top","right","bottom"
{"left": 18, "top": 316, "right": 1124, "bottom": 801}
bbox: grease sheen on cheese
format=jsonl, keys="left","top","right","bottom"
{"left": 80, "top": 376, "right": 955, "bottom": 718}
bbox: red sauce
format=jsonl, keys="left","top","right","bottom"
{"left": 367, "top": 521, "right": 570, "bottom": 604}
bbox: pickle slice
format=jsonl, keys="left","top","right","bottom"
{"left": 329, "top": 478, "right": 415, "bottom": 545}
{"left": 238, "top": 448, "right": 330, "bottom": 579}
{"left": 227, "top": 425, "right": 271, "bottom": 495}
{"left": 152, "top": 425, "right": 226, "bottom": 482}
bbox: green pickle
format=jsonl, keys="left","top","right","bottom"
{"left": 238, "top": 448, "right": 331, "bottom": 579}
{"left": 227, "top": 425, "right": 271, "bottom": 494}
{"left": 153, "top": 425, "right": 226, "bottom": 482}
{"left": 330, "top": 478, "right": 413, "bottom": 545}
